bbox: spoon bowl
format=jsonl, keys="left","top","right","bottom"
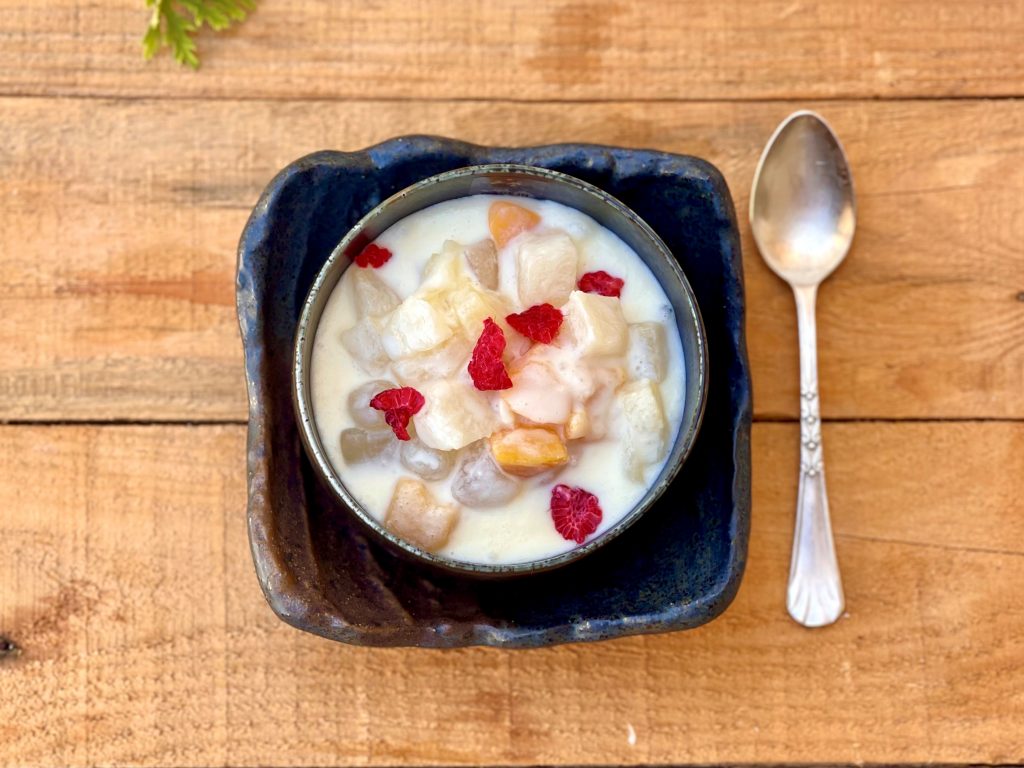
{"left": 750, "top": 111, "right": 856, "bottom": 285}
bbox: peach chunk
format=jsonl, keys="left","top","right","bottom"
{"left": 489, "top": 427, "right": 569, "bottom": 477}
{"left": 384, "top": 478, "right": 460, "bottom": 552}
{"left": 488, "top": 201, "right": 541, "bottom": 248}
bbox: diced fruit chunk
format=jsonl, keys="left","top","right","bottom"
{"left": 392, "top": 333, "right": 472, "bottom": 384}
{"left": 515, "top": 231, "right": 579, "bottom": 308}
{"left": 465, "top": 239, "right": 499, "bottom": 289}
{"left": 489, "top": 427, "right": 569, "bottom": 477}
{"left": 341, "top": 317, "right": 388, "bottom": 373}
{"left": 446, "top": 283, "right": 512, "bottom": 339}
{"left": 585, "top": 366, "right": 626, "bottom": 440}
{"left": 628, "top": 322, "right": 668, "bottom": 382}
{"left": 563, "top": 290, "right": 628, "bottom": 356}
{"left": 488, "top": 201, "right": 541, "bottom": 248}
{"left": 384, "top": 478, "right": 459, "bottom": 552}
{"left": 420, "top": 241, "right": 467, "bottom": 292}
{"left": 340, "top": 428, "right": 396, "bottom": 464}
{"left": 451, "top": 440, "right": 521, "bottom": 507}
{"left": 502, "top": 363, "right": 572, "bottom": 425}
{"left": 618, "top": 379, "right": 668, "bottom": 481}
{"left": 381, "top": 296, "right": 454, "bottom": 359}
{"left": 352, "top": 269, "right": 399, "bottom": 317}
{"left": 347, "top": 378, "right": 396, "bottom": 429}
{"left": 565, "top": 408, "right": 590, "bottom": 440}
{"left": 412, "top": 380, "right": 498, "bottom": 451}
{"left": 400, "top": 439, "right": 455, "bottom": 481}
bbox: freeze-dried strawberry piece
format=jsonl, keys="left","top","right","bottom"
{"left": 505, "top": 303, "right": 564, "bottom": 344}
{"left": 578, "top": 270, "right": 624, "bottom": 297}
{"left": 468, "top": 318, "right": 513, "bottom": 391}
{"left": 369, "top": 386, "right": 425, "bottom": 441}
{"left": 550, "top": 484, "right": 603, "bottom": 544}
{"left": 354, "top": 243, "right": 393, "bottom": 269}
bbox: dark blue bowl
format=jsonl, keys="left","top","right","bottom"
{"left": 237, "top": 136, "right": 751, "bottom": 647}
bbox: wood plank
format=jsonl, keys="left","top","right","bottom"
{"left": 3, "top": 0, "right": 1024, "bottom": 100}
{"left": 2, "top": 97, "right": 1022, "bottom": 421}
{"left": 1, "top": 422, "right": 1022, "bottom": 765}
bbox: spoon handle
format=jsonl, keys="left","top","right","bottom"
{"left": 788, "top": 284, "right": 845, "bottom": 627}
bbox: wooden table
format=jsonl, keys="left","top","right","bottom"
{"left": 2, "top": 1, "right": 1023, "bottom": 765}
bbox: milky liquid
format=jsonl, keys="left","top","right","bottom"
{"left": 310, "top": 195, "right": 686, "bottom": 565}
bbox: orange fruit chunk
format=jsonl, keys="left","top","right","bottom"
{"left": 489, "top": 427, "right": 568, "bottom": 477}
{"left": 488, "top": 201, "right": 541, "bottom": 248}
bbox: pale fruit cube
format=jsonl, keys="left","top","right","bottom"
{"left": 628, "top": 322, "right": 668, "bottom": 382}
{"left": 489, "top": 201, "right": 541, "bottom": 248}
{"left": 465, "top": 239, "right": 499, "bottom": 289}
{"left": 451, "top": 440, "right": 521, "bottom": 507}
{"left": 341, "top": 317, "right": 388, "bottom": 373}
{"left": 489, "top": 427, "right": 569, "bottom": 477}
{"left": 412, "top": 380, "right": 498, "bottom": 451}
{"left": 502, "top": 363, "right": 572, "bottom": 425}
{"left": 400, "top": 439, "right": 455, "bottom": 481}
{"left": 585, "top": 366, "right": 626, "bottom": 440}
{"left": 445, "top": 283, "right": 512, "bottom": 339}
{"left": 618, "top": 379, "right": 668, "bottom": 481}
{"left": 420, "top": 240, "right": 467, "bottom": 293}
{"left": 384, "top": 478, "right": 459, "bottom": 552}
{"left": 351, "top": 268, "right": 399, "bottom": 317}
{"left": 515, "top": 231, "right": 579, "bottom": 308}
{"left": 565, "top": 408, "right": 590, "bottom": 440}
{"left": 347, "top": 378, "right": 396, "bottom": 429}
{"left": 392, "top": 333, "right": 472, "bottom": 384}
{"left": 563, "top": 290, "right": 628, "bottom": 357}
{"left": 381, "top": 296, "right": 454, "bottom": 360}
{"left": 340, "top": 428, "right": 396, "bottom": 464}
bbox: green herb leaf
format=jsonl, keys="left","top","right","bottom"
{"left": 142, "top": 0, "right": 255, "bottom": 69}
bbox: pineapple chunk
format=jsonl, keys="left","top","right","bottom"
{"left": 420, "top": 241, "right": 467, "bottom": 293}
{"left": 412, "top": 380, "right": 498, "bottom": 451}
{"left": 515, "top": 231, "right": 579, "bottom": 308}
{"left": 489, "top": 201, "right": 541, "bottom": 248}
{"left": 341, "top": 317, "right": 388, "bottom": 373}
{"left": 565, "top": 408, "right": 590, "bottom": 440}
{"left": 618, "top": 379, "right": 668, "bottom": 481}
{"left": 392, "top": 333, "right": 472, "bottom": 384}
{"left": 489, "top": 427, "right": 569, "bottom": 477}
{"left": 585, "top": 366, "right": 626, "bottom": 440}
{"left": 465, "top": 239, "right": 499, "bottom": 289}
{"left": 563, "top": 290, "right": 628, "bottom": 356}
{"left": 502, "top": 362, "right": 572, "bottom": 425}
{"left": 384, "top": 478, "right": 460, "bottom": 552}
{"left": 351, "top": 268, "right": 399, "bottom": 317}
{"left": 381, "top": 296, "right": 454, "bottom": 360}
{"left": 628, "top": 322, "right": 668, "bottom": 382}
{"left": 444, "top": 282, "right": 512, "bottom": 339}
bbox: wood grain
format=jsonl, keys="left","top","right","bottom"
{"left": 2, "top": 97, "right": 1022, "bottom": 421}
{"left": 3, "top": 0, "right": 1024, "bottom": 101}
{"left": 1, "top": 422, "right": 1022, "bottom": 766}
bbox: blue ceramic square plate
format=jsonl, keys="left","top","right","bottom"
{"left": 237, "top": 137, "right": 751, "bottom": 648}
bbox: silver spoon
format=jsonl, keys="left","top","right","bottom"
{"left": 750, "top": 111, "right": 855, "bottom": 628}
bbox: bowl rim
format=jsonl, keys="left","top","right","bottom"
{"left": 292, "top": 162, "right": 708, "bottom": 577}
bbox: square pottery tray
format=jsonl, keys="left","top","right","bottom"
{"left": 237, "top": 137, "right": 751, "bottom": 648}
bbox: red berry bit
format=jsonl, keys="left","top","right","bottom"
{"left": 369, "top": 386, "right": 425, "bottom": 441}
{"left": 550, "top": 484, "right": 603, "bottom": 544}
{"left": 578, "top": 270, "right": 624, "bottom": 297}
{"left": 468, "top": 318, "right": 513, "bottom": 391}
{"left": 354, "top": 243, "right": 393, "bottom": 269}
{"left": 505, "top": 303, "right": 564, "bottom": 344}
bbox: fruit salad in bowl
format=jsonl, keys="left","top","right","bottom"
{"left": 294, "top": 165, "right": 707, "bottom": 575}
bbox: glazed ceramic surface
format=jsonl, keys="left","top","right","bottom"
{"left": 237, "top": 137, "right": 751, "bottom": 647}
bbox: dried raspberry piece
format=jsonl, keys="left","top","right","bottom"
{"left": 369, "top": 386, "right": 425, "bottom": 441}
{"left": 578, "top": 270, "right": 624, "bottom": 298}
{"left": 354, "top": 243, "right": 393, "bottom": 269}
{"left": 468, "top": 318, "right": 513, "bottom": 391}
{"left": 550, "top": 484, "right": 603, "bottom": 544}
{"left": 505, "top": 303, "right": 564, "bottom": 344}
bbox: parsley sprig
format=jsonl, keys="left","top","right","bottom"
{"left": 142, "top": 0, "right": 255, "bottom": 68}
